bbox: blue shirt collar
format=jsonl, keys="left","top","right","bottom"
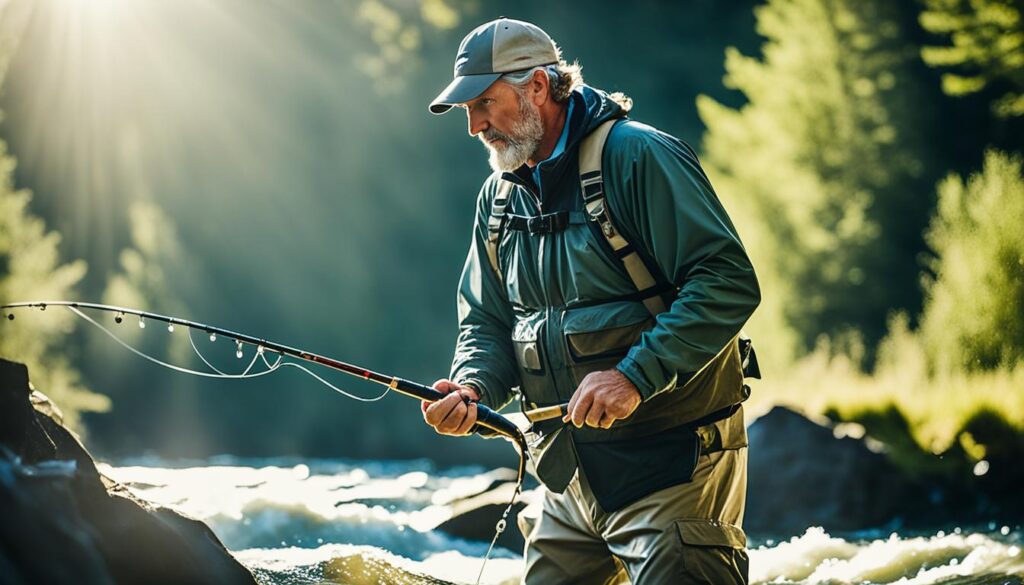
{"left": 531, "top": 99, "right": 574, "bottom": 185}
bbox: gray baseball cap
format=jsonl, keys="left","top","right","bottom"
{"left": 429, "top": 18, "right": 559, "bottom": 115}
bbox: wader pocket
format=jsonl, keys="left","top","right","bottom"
{"left": 513, "top": 319, "right": 544, "bottom": 373}
{"left": 675, "top": 519, "right": 748, "bottom": 584}
{"left": 576, "top": 424, "right": 699, "bottom": 513}
{"left": 562, "top": 301, "right": 653, "bottom": 387}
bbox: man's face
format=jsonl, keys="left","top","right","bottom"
{"left": 461, "top": 81, "right": 544, "bottom": 172}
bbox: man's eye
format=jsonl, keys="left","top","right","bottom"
{"left": 480, "top": 99, "right": 494, "bottom": 106}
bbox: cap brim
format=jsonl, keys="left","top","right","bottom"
{"left": 429, "top": 72, "right": 502, "bottom": 115}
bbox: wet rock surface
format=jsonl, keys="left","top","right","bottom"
{"left": 435, "top": 480, "right": 533, "bottom": 553}
{"left": 746, "top": 405, "right": 1024, "bottom": 536}
{"left": 745, "top": 406, "right": 914, "bottom": 535}
{"left": 0, "top": 357, "right": 258, "bottom": 585}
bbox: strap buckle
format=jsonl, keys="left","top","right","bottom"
{"left": 527, "top": 215, "right": 550, "bottom": 233}
{"left": 527, "top": 212, "right": 569, "bottom": 234}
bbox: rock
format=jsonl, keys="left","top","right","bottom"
{"left": 0, "top": 357, "right": 258, "bottom": 585}
{"left": 745, "top": 406, "right": 913, "bottom": 535}
{"left": 435, "top": 482, "right": 538, "bottom": 553}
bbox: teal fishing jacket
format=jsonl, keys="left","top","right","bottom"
{"left": 450, "top": 85, "right": 760, "bottom": 496}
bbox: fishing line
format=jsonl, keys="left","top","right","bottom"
{"left": 257, "top": 350, "right": 390, "bottom": 403}
{"left": 70, "top": 306, "right": 280, "bottom": 379}
{"left": 70, "top": 306, "right": 389, "bottom": 402}
{"left": 186, "top": 326, "right": 229, "bottom": 375}
{"left": 476, "top": 481, "right": 523, "bottom": 585}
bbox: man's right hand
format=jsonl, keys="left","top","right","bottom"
{"left": 422, "top": 379, "right": 481, "bottom": 436}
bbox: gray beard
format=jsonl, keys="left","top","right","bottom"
{"left": 480, "top": 93, "right": 544, "bottom": 172}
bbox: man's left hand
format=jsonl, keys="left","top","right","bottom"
{"left": 563, "top": 369, "right": 642, "bottom": 429}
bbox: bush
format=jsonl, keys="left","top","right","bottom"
{"left": 919, "top": 149, "right": 1024, "bottom": 373}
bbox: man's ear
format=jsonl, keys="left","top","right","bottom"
{"left": 529, "top": 68, "right": 550, "bottom": 107}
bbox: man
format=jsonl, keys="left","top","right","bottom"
{"left": 422, "top": 18, "right": 760, "bottom": 585}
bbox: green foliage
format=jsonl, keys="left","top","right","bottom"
{"left": 355, "top": 0, "right": 468, "bottom": 93}
{"left": 920, "top": 0, "right": 1024, "bottom": 117}
{"left": 748, "top": 311, "right": 1024, "bottom": 457}
{"left": 698, "top": 0, "right": 931, "bottom": 363}
{"left": 0, "top": 0, "right": 108, "bottom": 432}
{"left": 0, "top": 141, "right": 110, "bottom": 430}
{"left": 749, "top": 151, "right": 1024, "bottom": 467}
{"left": 919, "top": 150, "right": 1024, "bottom": 372}
{"left": 102, "top": 200, "right": 194, "bottom": 362}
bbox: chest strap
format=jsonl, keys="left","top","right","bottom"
{"left": 505, "top": 211, "right": 587, "bottom": 234}
{"left": 484, "top": 119, "right": 669, "bottom": 319}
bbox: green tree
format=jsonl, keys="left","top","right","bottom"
{"left": 697, "top": 0, "right": 933, "bottom": 363}
{"left": 919, "top": 149, "right": 1024, "bottom": 372}
{"left": 0, "top": 140, "right": 110, "bottom": 430}
{"left": 0, "top": 0, "right": 108, "bottom": 432}
{"left": 920, "top": 0, "right": 1024, "bottom": 117}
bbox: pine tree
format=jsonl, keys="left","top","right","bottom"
{"left": 0, "top": 140, "right": 110, "bottom": 430}
{"left": 920, "top": 0, "right": 1024, "bottom": 117}
{"left": 697, "top": 0, "right": 933, "bottom": 363}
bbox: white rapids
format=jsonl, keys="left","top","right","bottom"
{"left": 97, "top": 457, "right": 1024, "bottom": 585}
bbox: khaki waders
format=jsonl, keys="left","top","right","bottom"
{"left": 517, "top": 408, "right": 749, "bottom": 585}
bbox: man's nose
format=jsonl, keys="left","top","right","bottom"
{"left": 467, "top": 110, "right": 488, "bottom": 137}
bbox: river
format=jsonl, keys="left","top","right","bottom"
{"left": 97, "top": 456, "right": 1024, "bottom": 585}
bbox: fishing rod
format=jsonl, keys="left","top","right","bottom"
{"left": 3, "top": 301, "right": 523, "bottom": 440}
{"left": 2, "top": 300, "right": 535, "bottom": 584}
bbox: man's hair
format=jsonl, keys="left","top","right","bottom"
{"left": 499, "top": 60, "right": 632, "bottom": 112}
{"left": 500, "top": 61, "right": 582, "bottom": 103}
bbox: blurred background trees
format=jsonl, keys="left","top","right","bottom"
{"left": 0, "top": 0, "right": 1021, "bottom": 464}
{"left": 919, "top": 150, "right": 1024, "bottom": 374}
{"left": 697, "top": 0, "right": 937, "bottom": 364}
{"left": 920, "top": 0, "right": 1023, "bottom": 117}
{"left": 0, "top": 1, "right": 108, "bottom": 432}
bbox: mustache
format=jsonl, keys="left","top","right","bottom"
{"left": 481, "top": 128, "right": 518, "bottom": 147}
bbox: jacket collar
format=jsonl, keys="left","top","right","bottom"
{"left": 500, "top": 85, "right": 626, "bottom": 203}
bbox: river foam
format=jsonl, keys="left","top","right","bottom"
{"left": 98, "top": 457, "right": 1023, "bottom": 584}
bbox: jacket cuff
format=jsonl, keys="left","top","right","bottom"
{"left": 616, "top": 353, "right": 676, "bottom": 402}
{"left": 451, "top": 372, "right": 493, "bottom": 407}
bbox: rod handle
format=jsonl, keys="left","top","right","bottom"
{"left": 523, "top": 403, "right": 568, "bottom": 422}
{"left": 394, "top": 378, "right": 522, "bottom": 440}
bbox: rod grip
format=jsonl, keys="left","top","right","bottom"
{"left": 474, "top": 402, "right": 521, "bottom": 439}
{"left": 395, "top": 378, "right": 520, "bottom": 440}
{"left": 394, "top": 378, "right": 447, "bottom": 402}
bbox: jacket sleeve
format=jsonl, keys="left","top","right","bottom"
{"left": 604, "top": 124, "right": 761, "bottom": 401}
{"left": 449, "top": 178, "right": 521, "bottom": 410}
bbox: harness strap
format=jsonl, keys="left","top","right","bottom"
{"left": 579, "top": 120, "right": 668, "bottom": 317}
{"left": 485, "top": 180, "right": 514, "bottom": 280}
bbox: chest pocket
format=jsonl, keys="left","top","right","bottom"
{"left": 562, "top": 300, "right": 654, "bottom": 389}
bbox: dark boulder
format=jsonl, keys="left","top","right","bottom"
{"left": 745, "top": 406, "right": 914, "bottom": 536}
{"left": 435, "top": 481, "right": 533, "bottom": 553}
{"left": 0, "top": 357, "right": 258, "bottom": 585}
